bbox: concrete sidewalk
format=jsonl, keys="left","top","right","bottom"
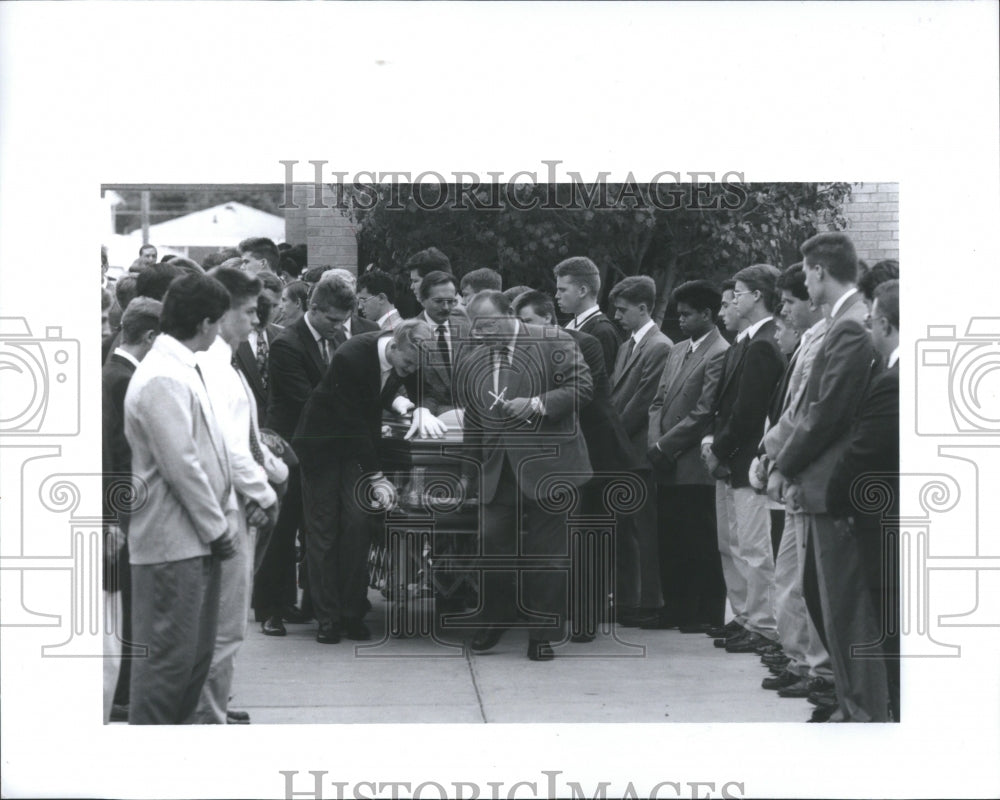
{"left": 231, "top": 592, "right": 810, "bottom": 724}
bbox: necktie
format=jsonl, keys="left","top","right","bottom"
{"left": 256, "top": 330, "right": 269, "bottom": 390}
{"left": 624, "top": 337, "right": 636, "bottom": 363}
{"left": 331, "top": 324, "right": 348, "bottom": 350}
{"left": 685, "top": 345, "right": 694, "bottom": 360}
{"left": 319, "top": 338, "right": 331, "bottom": 364}
{"left": 248, "top": 419, "right": 265, "bottom": 466}
{"left": 437, "top": 324, "right": 451, "bottom": 373}
{"left": 194, "top": 363, "right": 207, "bottom": 387}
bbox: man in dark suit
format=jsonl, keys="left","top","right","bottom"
{"left": 554, "top": 255, "right": 623, "bottom": 375}
{"left": 772, "top": 233, "right": 888, "bottom": 722}
{"left": 293, "top": 321, "right": 446, "bottom": 644}
{"left": 415, "top": 270, "right": 470, "bottom": 414}
{"left": 102, "top": 297, "right": 162, "bottom": 722}
{"left": 702, "top": 264, "right": 786, "bottom": 653}
{"left": 234, "top": 270, "right": 284, "bottom": 426}
{"left": 461, "top": 291, "right": 593, "bottom": 661}
{"left": 254, "top": 275, "right": 378, "bottom": 635}
{"left": 647, "top": 281, "right": 729, "bottom": 633}
{"left": 607, "top": 276, "right": 673, "bottom": 627}
{"left": 513, "top": 290, "right": 634, "bottom": 641}
{"left": 826, "top": 278, "right": 900, "bottom": 722}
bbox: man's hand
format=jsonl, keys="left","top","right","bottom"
{"left": 369, "top": 476, "right": 398, "bottom": 511}
{"left": 210, "top": 529, "right": 238, "bottom": 560}
{"left": 404, "top": 407, "right": 447, "bottom": 440}
{"left": 749, "top": 456, "right": 768, "bottom": 492}
{"left": 784, "top": 481, "right": 803, "bottom": 513}
{"left": 702, "top": 445, "right": 721, "bottom": 477}
{"left": 500, "top": 396, "right": 537, "bottom": 422}
{"left": 647, "top": 441, "right": 674, "bottom": 469}
{"left": 391, "top": 395, "right": 415, "bottom": 416}
{"left": 767, "top": 469, "right": 787, "bottom": 505}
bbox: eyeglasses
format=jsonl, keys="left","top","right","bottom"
{"left": 428, "top": 297, "right": 458, "bottom": 306}
{"left": 732, "top": 289, "right": 756, "bottom": 301}
{"left": 356, "top": 294, "right": 373, "bottom": 304}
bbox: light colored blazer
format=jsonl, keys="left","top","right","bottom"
{"left": 647, "top": 327, "right": 729, "bottom": 485}
{"left": 125, "top": 334, "right": 237, "bottom": 565}
{"left": 610, "top": 324, "right": 673, "bottom": 466}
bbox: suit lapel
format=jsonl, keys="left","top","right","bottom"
{"left": 296, "top": 318, "right": 325, "bottom": 376}
{"left": 235, "top": 340, "right": 265, "bottom": 398}
{"left": 661, "top": 338, "right": 705, "bottom": 408}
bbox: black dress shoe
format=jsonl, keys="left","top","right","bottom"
{"left": 762, "top": 670, "right": 802, "bottom": 691}
{"left": 226, "top": 709, "right": 250, "bottom": 724}
{"left": 808, "top": 704, "right": 837, "bottom": 722}
{"left": 316, "top": 624, "right": 340, "bottom": 644}
{"left": 470, "top": 626, "right": 508, "bottom": 652}
{"left": 777, "top": 677, "right": 813, "bottom": 698}
{"left": 756, "top": 642, "right": 783, "bottom": 656}
{"left": 726, "top": 632, "right": 774, "bottom": 653}
{"left": 527, "top": 640, "right": 554, "bottom": 661}
{"left": 706, "top": 620, "right": 743, "bottom": 638}
{"left": 261, "top": 615, "right": 287, "bottom": 637}
{"left": 570, "top": 632, "right": 595, "bottom": 643}
{"left": 761, "top": 654, "right": 791, "bottom": 667}
{"left": 343, "top": 620, "right": 372, "bottom": 641}
{"left": 715, "top": 629, "right": 750, "bottom": 648}
{"left": 281, "top": 605, "right": 312, "bottom": 624}
{"left": 109, "top": 703, "right": 129, "bottom": 722}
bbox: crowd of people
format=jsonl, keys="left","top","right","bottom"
{"left": 101, "top": 232, "right": 900, "bottom": 725}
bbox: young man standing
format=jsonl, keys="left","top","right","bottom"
{"left": 554, "top": 256, "right": 622, "bottom": 375}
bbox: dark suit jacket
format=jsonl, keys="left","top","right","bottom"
{"left": 265, "top": 317, "right": 329, "bottom": 441}
{"left": 567, "top": 329, "right": 634, "bottom": 472}
{"left": 235, "top": 322, "right": 283, "bottom": 426}
{"left": 710, "top": 318, "right": 786, "bottom": 488}
{"left": 417, "top": 311, "right": 470, "bottom": 414}
{"left": 293, "top": 331, "right": 418, "bottom": 472}
{"left": 776, "top": 291, "right": 875, "bottom": 511}
{"left": 102, "top": 353, "right": 136, "bottom": 487}
{"left": 460, "top": 322, "right": 593, "bottom": 504}
{"left": 648, "top": 328, "right": 730, "bottom": 486}
{"left": 610, "top": 325, "right": 673, "bottom": 467}
{"left": 576, "top": 310, "right": 623, "bottom": 378}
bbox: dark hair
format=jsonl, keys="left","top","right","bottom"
{"left": 278, "top": 253, "right": 302, "bottom": 279}
{"left": 672, "top": 280, "right": 722, "bottom": 316}
{"left": 460, "top": 268, "right": 502, "bottom": 293}
{"left": 168, "top": 256, "right": 204, "bottom": 275}
{"left": 776, "top": 262, "right": 809, "bottom": 301}
{"left": 283, "top": 280, "right": 310, "bottom": 312}
{"left": 357, "top": 269, "right": 397, "bottom": 304}
{"left": 302, "top": 264, "right": 332, "bottom": 284}
{"left": 733, "top": 264, "right": 782, "bottom": 312}
{"left": 207, "top": 266, "right": 262, "bottom": 304}
{"left": 135, "top": 262, "right": 183, "bottom": 301}
{"left": 277, "top": 242, "right": 292, "bottom": 252}
{"left": 201, "top": 248, "right": 241, "bottom": 270}
{"left": 310, "top": 274, "right": 355, "bottom": 311}
{"left": 800, "top": 232, "right": 859, "bottom": 284}
{"left": 238, "top": 236, "right": 281, "bottom": 272}
{"left": 160, "top": 254, "right": 176, "bottom": 263}
{"left": 721, "top": 278, "right": 736, "bottom": 293}
{"left": 289, "top": 243, "right": 308, "bottom": 269}
{"left": 502, "top": 285, "right": 533, "bottom": 303}
{"left": 858, "top": 258, "right": 899, "bottom": 302}
{"left": 419, "top": 270, "right": 457, "bottom": 301}
{"left": 608, "top": 275, "right": 656, "bottom": 310}
{"left": 160, "top": 273, "right": 230, "bottom": 340}
{"left": 873, "top": 278, "right": 899, "bottom": 330}
{"left": 115, "top": 273, "right": 139, "bottom": 312}
{"left": 101, "top": 287, "right": 113, "bottom": 311}
{"left": 120, "top": 297, "right": 163, "bottom": 345}
{"left": 257, "top": 270, "right": 283, "bottom": 294}
{"left": 467, "top": 290, "right": 512, "bottom": 316}
{"left": 139, "top": 244, "right": 157, "bottom": 256}
{"left": 511, "top": 290, "right": 556, "bottom": 323}
{"left": 553, "top": 256, "right": 601, "bottom": 297}
{"left": 404, "top": 247, "right": 451, "bottom": 277}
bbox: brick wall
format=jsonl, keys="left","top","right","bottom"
{"left": 283, "top": 184, "right": 358, "bottom": 273}
{"left": 838, "top": 182, "right": 899, "bottom": 264}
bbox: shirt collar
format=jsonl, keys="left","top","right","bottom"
{"left": 887, "top": 346, "right": 899, "bottom": 369}
{"left": 744, "top": 315, "right": 774, "bottom": 340}
{"left": 154, "top": 333, "right": 199, "bottom": 368}
{"left": 571, "top": 305, "right": 601, "bottom": 328}
{"left": 830, "top": 287, "right": 859, "bottom": 319}
{"left": 303, "top": 312, "right": 324, "bottom": 343}
{"left": 689, "top": 328, "right": 713, "bottom": 352}
{"left": 422, "top": 311, "right": 449, "bottom": 331}
{"left": 112, "top": 347, "right": 141, "bottom": 369}
{"left": 735, "top": 327, "right": 750, "bottom": 342}
{"left": 377, "top": 334, "right": 392, "bottom": 373}
{"left": 377, "top": 308, "right": 397, "bottom": 327}
{"left": 631, "top": 319, "right": 656, "bottom": 344}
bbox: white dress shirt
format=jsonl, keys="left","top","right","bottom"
{"left": 565, "top": 304, "right": 601, "bottom": 331}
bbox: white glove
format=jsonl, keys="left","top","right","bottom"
{"left": 405, "top": 407, "right": 447, "bottom": 440}
{"left": 391, "top": 395, "right": 415, "bottom": 416}
{"left": 748, "top": 456, "right": 765, "bottom": 491}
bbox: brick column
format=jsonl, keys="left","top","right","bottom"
{"left": 840, "top": 182, "right": 899, "bottom": 263}
{"left": 283, "top": 184, "right": 358, "bottom": 273}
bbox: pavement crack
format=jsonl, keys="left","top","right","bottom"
{"left": 465, "top": 647, "right": 488, "bottom": 723}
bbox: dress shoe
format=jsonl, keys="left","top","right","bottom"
{"left": 678, "top": 623, "right": 713, "bottom": 634}
{"left": 109, "top": 703, "right": 129, "bottom": 722}
{"left": 762, "top": 670, "right": 802, "bottom": 691}
{"left": 726, "top": 632, "right": 775, "bottom": 654}
{"left": 756, "top": 642, "right": 783, "bottom": 656}
{"left": 715, "top": 628, "right": 751, "bottom": 648}
{"left": 342, "top": 620, "right": 372, "bottom": 641}
{"left": 316, "top": 624, "right": 340, "bottom": 644}
{"left": 261, "top": 615, "right": 287, "bottom": 637}
{"left": 527, "top": 640, "right": 555, "bottom": 661}
{"left": 761, "top": 653, "right": 791, "bottom": 667}
{"left": 777, "top": 677, "right": 813, "bottom": 698}
{"left": 808, "top": 704, "right": 837, "bottom": 722}
{"left": 806, "top": 677, "right": 837, "bottom": 706}
{"left": 570, "top": 633, "right": 596, "bottom": 643}
{"left": 226, "top": 709, "right": 250, "bottom": 724}
{"left": 470, "top": 626, "right": 508, "bottom": 652}
{"left": 706, "top": 620, "right": 743, "bottom": 639}
{"left": 280, "top": 605, "right": 312, "bottom": 624}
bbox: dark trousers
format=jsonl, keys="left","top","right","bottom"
{"left": 479, "top": 462, "right": 568, "bottom": 642}
{"left": 657, "top": 483, "right": 726, "bottom": 627}
{"left": 129, "top": 555, "right": 221, "bottom": 725}
{"left": 302, "top": 458, "right": 375, "bottom": 627}
{"left": 112, "top": 541, "right": 132, "bottom": 707}
{"left": 770, "top": 508, "right": 784, "bottom": 560}
{"left": 253, "top": 466, "right": 301, "bottom": 617}
{"left": 615, "top": 468, "right": 662, "bottom": 611}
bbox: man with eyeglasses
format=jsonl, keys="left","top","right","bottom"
{"left": 416, "top": 270, "right": 470, "bottom": 413}
{"left": 357, "top": 269, "right": 402, "bottom": 331}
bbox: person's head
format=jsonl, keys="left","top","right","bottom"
{"left": 201, "top": 248, "right": 242, "bottom": 271}
{"left": 278, "top": 280, "right": 310, "bottom": 327}
{"left": 776, "top": 262, "right": 822, "bottom": 332}
{"left": 119, "top": 297, "right": 163, "bottom": 360}
{"left": 731, "top": 264, "right": 781, "bottom": 324}
{"left": 466, "top": 290, "right": 518, "bottom": 342}
{"left": 238, "top": 236, "right": 281, "bottom": 275}
{"left": 405, "top": 247, "right": 452, "bottom": 296}
{"left": 858, "top": 258, "right": 900, "bottom": 308}
{"left": 869, "top": 279, "right": 899, "bottom": 361}
{"left": 278, "top": 253, "right": 302, "bottom": 282}
{"left": 800, "top": 232, "right": 859, "bottom": 306}
{"left": 553, "top": 256, "right": 601, "bottom": 316}
{"left": 385, "top": 319, "right": 434, "bottom": 377}
{"left": 207, "top": 267, "right": 262, "bottom": 347}
{"left": 160, "top": 272, "right": 231, "bottom": 351}
{"left": 719, "top": 279, "right": 741, "bottom": 333}
{"left": 115, "top": 273, "right": 139, "bottom": 314}
{"left": 671, "top": 280, "right": 722, "bottom": 340}
{"left": 608, "top": 275, "right": 656, "bottom": 334}
{"left": 302, "top": 264, "right": 333, "bottom": 286}
{"left": 101, "top": 288, "right": 113, "bottom": 339}
{"left": 325, "top": 268, "right": 356, "bottom": 290}
{"left": 460, "top": 268, "right": 503, "bottom": 304}
{"left": 168, "top": 256, "right": 204, "bottom": 275}
{"left": 138, "top": 244, "right": 157, "bottom": 267}
{"left": 774, "top": 314, "right": 801, "bottom": 357}
{"left": 512, "top": 290, "right": 557, "bottom": 326}
{"left": 307, "top": 274, "right": 355, "bottom": 338}
{"left": 135, "top": 262, "right": 183, "bottom": 301}
{"left": 419, "top": 270, "right": 459, "bottom": 325}
{"left": 503, "top": 285, "right": 533, "bottom": 305}
{"left": 356, "top": 269, "right": 397, "bottom": 320}
{"left": 256, "top": 270, "right": 283, "bottom": 327}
